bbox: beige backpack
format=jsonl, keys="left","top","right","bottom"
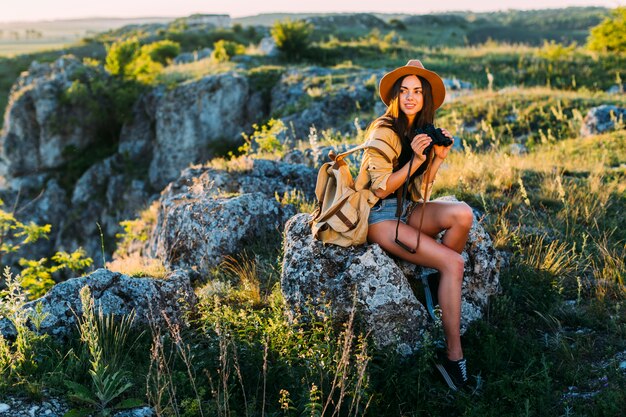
{"left": 310, "top": 140, "right": 397, "bottom": 247}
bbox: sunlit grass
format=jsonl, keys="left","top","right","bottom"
{"left": 157, "top": 58, "right": 237, "bottom": 85}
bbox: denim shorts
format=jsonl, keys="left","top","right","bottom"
{"left": 368, "top": 198, "right": 416, "bottom": 226}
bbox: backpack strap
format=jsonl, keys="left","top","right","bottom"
{"left": 329, "top": 137, "right": 399, "bottom": 164}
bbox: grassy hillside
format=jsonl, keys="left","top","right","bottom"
{"left": 2, "top": 114, "right": 624, "bottom": 416}
{"left": 0, "top": 10, "right": 625, "bottom": 415}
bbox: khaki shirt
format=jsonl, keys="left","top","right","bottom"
{"left": 357, "top": 126, "right": 433, "bottom": 203}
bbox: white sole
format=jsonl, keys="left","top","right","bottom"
{"left": 435, "top": 363, "right": 459, "bottom": 391}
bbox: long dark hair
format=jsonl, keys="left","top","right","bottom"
{"left": 366, "top": 75, "right": 436, "bottom": 175}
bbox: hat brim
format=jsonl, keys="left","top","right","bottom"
{"left": 379, "top": 66, "right": 446, "bottom": 110}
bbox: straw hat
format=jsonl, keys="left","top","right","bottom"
{"left": 378, "top": 59, "right": 446, "bottom": 110}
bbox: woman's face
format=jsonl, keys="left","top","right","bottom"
{"left": 398, "top": 75, "right": 423, "bottom": 118}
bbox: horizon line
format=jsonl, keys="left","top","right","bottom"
{"left": 0, "top": 5, "right": 612, "bottom": 25}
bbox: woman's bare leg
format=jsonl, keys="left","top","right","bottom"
{"left": 407, "top": 201, "right": 474, "bottom": 254}
{"left": 368, "top": 220, "right": 464, "bottom": 360}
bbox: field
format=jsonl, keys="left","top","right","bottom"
{"left": 1, "top": 7, "right": 625, "bottom": 417}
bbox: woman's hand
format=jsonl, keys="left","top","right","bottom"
{"left": 410, "top": 133, "right": 432, "bottom": 164}
{"left": 433, "top": 128, "right": 454, "bottom": 160}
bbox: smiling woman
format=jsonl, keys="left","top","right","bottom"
{"left": 358, "top": 59, "right": 474, "bottom": 391}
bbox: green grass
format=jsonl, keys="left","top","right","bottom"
{"left": 2, "top": 126, "right": 624, "bottom": 416}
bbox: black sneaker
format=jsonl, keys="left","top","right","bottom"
{"left": 435, "top": 351, "right": 468, "bottom": 391}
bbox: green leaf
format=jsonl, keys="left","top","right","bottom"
{"left": 65, "top": 380, "right": 98, "bottom": 405}
{"left": 63, "top": 408, "right": 94, "bottom": 417}
{"left": 114, "top": 398, "right": 145, "bottom": 410}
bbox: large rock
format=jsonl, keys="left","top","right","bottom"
{"left": 0, "top": 268, "right": 195, "bottom": 339}
{"left": 0, "top": 179, "right": 70, "bottom": 270}
{"left": 118, "top": 88, "right": 162, "bottom": 162}
{"left": 55, "top": 153, "right": 154, "bottom": 266}
{"left": 581, "top": 105, "right": 626, "bottom": 137}
{"left": 281, "top": 199, "right": 501, "bottom": 354}
{"left": 0, "top": 56, "right": 105, "bottom": 180}
{"left": 148, "top": 72, "right": 259, "bottom": 189}
{"left": 145, "top": 158, "right": 316, "bottom": 275}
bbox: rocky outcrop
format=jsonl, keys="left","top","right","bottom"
{"left": 0, "top": 268, "right": 195, "bottom": 339}
{"left": 0, "top": 55, "right": 273, "bottom": 265}
{"left": 581, "top": 105, "right": 626, "bottom": 137}
{"left": 258, "top": 37, "right": 278, "bottom": 57}
{"left": 0, "top": 56, "right": 105, "bottom": 181}
{"left": 148, "top": 72, "right": 262, "bottom": 189}
{"left": 57, "top": 153, "right": 154, "bottom": 262}
{"left": 173, "top": 48, "right": 213, "bottom": 64}
{"left": 270, "top": 67, "right": 383, "bottom": 140}
{"left": 145, "top": 158, "right": 316, "bottom": 275}
{"left": 281, "top": 198, "right": 501, "bottom": 354}
{"left": 118, "top": 88, "right": 162, "bottom": 162}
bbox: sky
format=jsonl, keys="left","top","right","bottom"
{"left": 0, "top": 0, "right": 624, "bottom": 22}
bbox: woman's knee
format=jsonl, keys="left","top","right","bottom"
{"left": 454, "top": 202, "right": 474, "bottom": 228}
{"left": 438, "top": 252, "right": 465, "bottom": 277}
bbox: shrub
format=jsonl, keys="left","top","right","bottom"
{"left": 0, "top": 267, "right": 49, "bottom": 390}
{"left": 270, "top": 18, "right": 313, "bottom": 61}
{"left": 105, "top": 38, "right": 181, "bottom": 83}
{"left": 239, "top": 118, "right": 287, "bottom": 156}
{"left": 211, "top": 39, "right": 246, "bottom": 63}
{"left": 141, "top": 40, "right": 180, "bottom": 65}
{"left": 587, "top": 6, "right": 626, "bottom": 54}
{"left": 536, "top": 40, "right": 578, "bottom": 60}
{"left": 64, "top": 286, "right": 142, "bottom": 416}
{"left": 0, "top": 199, "right": 93, "bottom": 299}
{"left": 105, "top": 37, "right": 140, "bottom": 78}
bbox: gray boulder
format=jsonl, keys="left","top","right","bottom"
{"left": 118, "top": 88, "right": 162, "bottom": 162}
{"left": 281, "top": 199, "right": 501, "bottom": 354}
{"left": 0, "top": 56, "right": 105, "bottom": 179}
{"left": 145, "top": 158, "right": 316, "bottom": 275}
{"left": 0, "top": 268, "right": 195, "bottom": 339}
{"left": 172, "top": 48, "right": 213, "bottom": 65}
{"left": 148, "top": 72, "right": 258, "bottom": 189}
{"left": 56, "top": 153, "right": 153, "bottom": 266}
{"left": 258, "top": 36, "right": 279, "bottom": 56}
{"left": 581, "top": 105, "right": 626, "bottom": 137}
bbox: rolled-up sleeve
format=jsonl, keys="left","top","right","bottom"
{"left": 363, "top": 148, "right": 393, "bottom": 192}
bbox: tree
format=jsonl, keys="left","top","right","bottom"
{"left": 105, "top": 38, "right": 180, "bottom": 84}
{"left": 270, "top": 18, "right": 313, "bottom": 61}
{"left": 105, "top": 37, "right": 140, "bottom": 78}
{"left": 587, "top": 7, "right": 626, "bottom": 54}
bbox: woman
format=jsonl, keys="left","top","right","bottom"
{"left": 362, "top": 60, "right": 473, "bottom": 391}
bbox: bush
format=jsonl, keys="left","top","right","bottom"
{"left": 270, "top": 18, "right": 313, "bottom": 62}
{"left": 587, "top": 6, "right": 626, "bottom": 54}
{"left": 105, "top": 37, "right": 140, "bottom": 78}
{"left": 211, "top": 39, "right": 246, "bottom": 63}
{"left": 105, "top": 38, "right": 181, "bottom": 83}
{"left": 140, "top": 40, "right": 180, "bottom": 65}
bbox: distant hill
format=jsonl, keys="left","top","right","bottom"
{"left": 233, "top": 7, "right": 609, "bottom": 46}
{"left": 0, "top": 17, "right": 176, "bottom": 45}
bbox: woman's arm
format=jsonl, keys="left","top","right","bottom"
{"left": 373, "top": 134, "right": 432, "bottom": 199}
